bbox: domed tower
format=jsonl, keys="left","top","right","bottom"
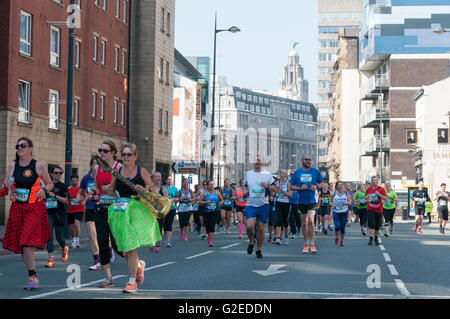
{"left": 279, "top": 43, "right": 309, "bottom": 102}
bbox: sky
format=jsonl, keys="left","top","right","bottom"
{"left": 174, "top": 0, "right": 319, "bottom": 103}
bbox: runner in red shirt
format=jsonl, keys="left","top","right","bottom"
{"left": 68, "top": 175, "right": 85, "bottom": 249}
{"left": 365, "top": 176, "right": 387, "bottom": 246}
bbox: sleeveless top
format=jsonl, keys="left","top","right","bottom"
{"left": 13, "top": 159, "right": 42, "bottom": 204}
{"left": 204, "top": 190, "right": 219, "bottom": 213}
{"left": 333, "top": 191, "right": 348, "bottom": 213}
{"left": 116, "top": 166, "right": 146, "bottom": 198}
{"left": 236, "top": 187, "right": 247, "bottom": 207}
{"left": 96, "top": 161, "right": 120, "bottom": 196}
{"left": 178, "top": 188, "right": 193, "bottom": 212}
{"left": 275, "top": 180, "right": 290, "bottom": 203}
{"left": 221, "top": 186, "right": 233, "bottom": 207}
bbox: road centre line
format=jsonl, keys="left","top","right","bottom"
{"left": 221, "top": 243, "right": 241, "bottom": 249}
{"left": 383, "top": 253, "right": 391, "bottom": 262}
{"left": 185, "top": 251, "right": 214, "bottom": 259}
{"left": 395, "top": 279, "right": 411, "bottom": 296}
{"left": 388, "top": 264, "right": 399, "bottom": 276}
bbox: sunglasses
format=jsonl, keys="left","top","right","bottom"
{"left": 16, "top": 143, "right": 28, "bottom": 150}
{"left": 121, "top": 153, "right": 134, "bottom": 157}
{"left": 53, "top": 171, "right": 63, "bottom": 175}
{"left": 98, "top": 148, "right": 112, "bottom": 154}
{"left": 303, "top": 158, "right": 312, "bottom": 161}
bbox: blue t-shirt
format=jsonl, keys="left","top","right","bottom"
{"left": 289, "top": 190, "right": 300, "bottom": 204}
{"left": 290, "top": 167, "right": 323, "bottom": 205}
{"left": 80, "top": 172, "right": 96, "bottom": 210}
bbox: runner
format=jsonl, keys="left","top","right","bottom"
{"left": 107, "top": 143, "right": 160, "bottom": 293}
{"left": 412, "top": 180, "right": 430, "bottom": 234}
{"left": 318, "top": 182, "right": 331, "bottom": 235}
{"left": 78, "top": 157, "right": 101, "bottom": 270}
{"left": 331, "top": 181, "right": 351, "bottom": 246}
{"left": 382, "top": 183, "right": 398, "bottom": 236}
{"left": 231, "top": 182, "right": 237, "bottom": 225}
{"left": 365, "top": 176, "right": 387, "bottom": 246}
{"left": 192, "top": 185, "right": 202, "bottom": 234}
{"left": 197, "top": 181, "right": 208, "bottom": 240}
{"left": 288, "top": 186, "right": 302, "bottom": 239}
{"left": 67, "top": 174, "right": 84, "bottom": 249}
{"left": 267, "top": 183, "right": 277, "bottom": 243}
{"left": 328, "top": 182, "right": 335, "bottom": 231}
{"left": 177, "top": 178, "right": 194, "bottom": 242}
{"left": 93, "top": 140, "right": 123, "bottom": 288}
{"left": 163, "top": 176, "right": 178, "bottom": 247}
{"left": 289, "top": 155, "right": 324, "bottom": 254}
{"left": 1, "top": 137, "right": 53, "bottom": 290}
{"left": 345, "top": 184, "right": 354, "bottom": 227}
{"left": 242, "top": 155, "right": 274, "bottom": 259}
{"left": 353, "top": 184, "right": 368, "bottom": 236}
{"left": 149, "top": 172, "right": 169, "bottom": 252}
{"left": 220, "top": 179, "right": 234, "bottom": 233}
{"left": 44, "top": 166, "right": 69, "bottom": 268}
{"left": 426, "top": 200, "right": 433, "bottom": 224}
{"left": 434, "top": 183, "right": 449, "bottom": 234}
{"left": 199, "top": 180, "right": 224, "bottom": 247}
{"left": 274, "top": 170, "right": 291, "bottom": 245}
{"left": 234, "top": 179, "right": 247, "bottom": 239}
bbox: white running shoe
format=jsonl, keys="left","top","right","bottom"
{"left": 89, "top": 262, "right": 102, "bottom": 271}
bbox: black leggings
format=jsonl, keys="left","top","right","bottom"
{"left": 275, "top": 202, "right": 290, "bottom": 228}
{"left": 163, "top": 209, "right": 176, "bottom": 232}
{"left": 178, "top": 210, "right": 192, "bottom": 228}
{"left": 367, "top": 209, "right": 382, "bottom": 231}
{"left": 289, "top": 204, "right": 302, "bottom": 234}
{"left": 46, "top": 214, "right": 66, "bottom": 253}
{"left": 383, "top": 208, "right": 395, "bottom": 225}
{"left": 355, "top": 207, "right": 367, "bottom": 228}
{"left": 95, "top": 207, "right": 123, "bottom": 266}
{"left": 204, "top": 211, "right": 220, "bottom": 234}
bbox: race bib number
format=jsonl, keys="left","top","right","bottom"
{"left": 359, "top": 199, "right": 366, "bottom": 205}
{"left": 321, "top": 197, "right": 329, "bottom": 204}
{"left": 87, "top": 182, "right": 94, "bottom": 194}
{"left": 192, "top": 203, "right": 199, "bottom": 210}
{"left": 416, "top": 199, "right": 425, "bottom": 206}
{"left": 14, "top": 188, "right": 30, "bottom": 203}
{"left": 71, "top": 199, "right": 80, "bottom": 206}
{"left": 439, "top": 200, "right": 447, "bottom": 206}
{"left": 251, "top": 189, "right": 265, "bottom": 198}
{"left": 224, "top": 199, "right": 232, "bottom": 206}
{"left": 384, "top": 200, "right": 392, "bottom": 206}
{"left": 113, "top": 198, "right": 129, "bottom": 211}
{"left": 45, "top": 197, "right": 58, "bottom": 209}
{"left": 369, "top": 194, "right": 378, "bottom": 203}
{"left": 99, "top": 194, "right": 116, "bottom": 205}
{"left": 300, "top": 174, "right": 312, "bottom": 183}
{"left": 207, "top": 203, "right": 217, "bottom": 211}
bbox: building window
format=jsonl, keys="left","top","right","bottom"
{"left": 92, "top": 91, "right": 97, "bottom": 118}
{"left": 165, "top": 61, "right": 169, "bottom": 84}
{"left": 115, "top": 0, "right": 120, "bottom": 18}
{"left": 101, "top": 39, "right": 106, "bottom": 66}
{"left": 50, "top": 26, "right": 60, "bottom": 67}
{"left": 121, "top": 102, "right": 125, "bottom": 126}
{"left": 20, "top": 11, "right": 32, "bottom": 56}
{"left": 94, "top": 0, "right": 99, "bottom": 6}
{"left": 114, "top": 47, "right": 119, "bottom": 71}
{"left": 75, "top": 41, "right": 81, "bottom": 69}
{"left": 100, "top": 94, "right": 105, "bottom": 120}
{"left": 73, "top": 99, "right": 79, "bottom": 126}
{"left": 121, "top": 50, "right": 126, "bottom": 74}
{"left": 49, "top": 89, "right": 59, "bottom": 130}
{"left": 164, "top": 110, "right": 168, "bottom": 133}
{"left": 113, "top": 99, "right": 118, "bottom": 124}
{"left": 18, "top": 80, "right": 31, "bottom": 123}
{"left": 160, "top": 8, "right": 165, "bottom": 32}
{"left": 93, "top": 35, "right": 98, "bottom": 62}
{"left": 166, "top": 12, "right": 170, "bottom": 36}
{"left": 158, "top": 108, "right": 162, "bottom": 131}
{"left": 123, "top": 1, "right": 127, "bottom": 23}
{"left": 103, "top": 0, "right": 107, "bottom": 11}
{"left": 318, "top": 80, "right": 330, "bottom": 89}
{"left": 159, "top": 58, "right": 164, "bottom": 81}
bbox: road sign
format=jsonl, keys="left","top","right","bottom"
{"left": 171, "top": 161, "right": 199, "bottom": 174}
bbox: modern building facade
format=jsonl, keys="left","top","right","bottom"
{"left": 213, "top": 86, "right": 318, "bottom": 184}
{"left": 359, "top": 0, "right": 450, "bottom": 191}
{"left": 318, "top": 0, "right": 363, "bottom": 179}
{"left": 0, "top": 0, "right": 129, "bottom": 223}
{"left": 327, "top": 28, "right": 361, "bottom": 184}
{"left": 128, "top": 0, "right": 175, "bottom": 181}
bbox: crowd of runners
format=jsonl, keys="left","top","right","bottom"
{"left": 1, "top": 137, "right": 448, "bottom": 293}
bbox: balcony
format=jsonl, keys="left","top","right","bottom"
{"left": 359, "top": 166, "right": 391, "bottom": 183}
{"left": 360, "top": 135, "right": 390, "bottom": 156}
{"left": 368, "top": 73, "right": 389, "bottom": 93}
{"left": 360, "top": 105, "right": 389, "bottom": 128}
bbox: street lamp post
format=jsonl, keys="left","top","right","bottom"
{"left": 209, "top": 13, "right": 240, "bottom": 182}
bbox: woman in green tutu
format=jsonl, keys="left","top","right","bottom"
{"left": 108, "top": 143, "right": 161, "bottom": 293}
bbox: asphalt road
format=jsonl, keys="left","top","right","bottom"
{"left": 0, "top": 217, "right": 449, "bottom": 300}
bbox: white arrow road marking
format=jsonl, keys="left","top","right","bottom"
{"left": 252, "top": 264, "right": 288, "bottom": 277}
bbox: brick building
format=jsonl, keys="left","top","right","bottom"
{"left": 0, "top": 0, "right": 130, "bottom": 223}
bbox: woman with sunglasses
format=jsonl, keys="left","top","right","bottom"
{"left": 149, "top": 172, "right": 168, "bottom": 253}
{"left": 1, "top": 137, "right": 53, "bottom": 290}
{"left": 93, "top": 140, "right": 123, "bottom": 288}
{"left": 108, "top": 143, "right": 161, "bottom": 293}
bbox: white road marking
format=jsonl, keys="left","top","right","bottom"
{"left": 395, "top": 279, "right": 411, "bottom": 296}
{"left": 383, "top": 253, "right": 391, "bottom": 262}
{"left": 185, "top": 251, "right": 214, "bottom": 260}
{"left": 388, "top": 264, "right": 399, "bottom": 276}
{"left": 221, "top": 243, "right": 240, "bottom": 249}
{"left": 379, "top": 245, "right": 386, "bottom": 251}
{"left": 144, "top": 262, "right": 176, "bottom": 271}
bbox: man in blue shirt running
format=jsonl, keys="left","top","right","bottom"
{"left": 289, "top": 155, "right": 323, "bottom": 254}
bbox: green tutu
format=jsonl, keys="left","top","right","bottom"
{"left": 108, "top": 197, "right": 161, "bottom": 252}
